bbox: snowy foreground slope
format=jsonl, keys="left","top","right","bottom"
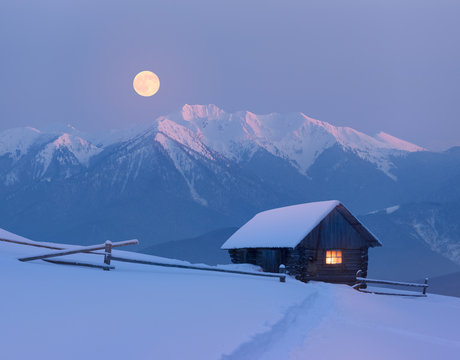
{"left": 1, "top": 240, "right": 460, "bottom": 360}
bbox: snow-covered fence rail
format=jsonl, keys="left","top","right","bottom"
{"left": 0, "top": 237, "right": 62, "bottom": 250}
{"left": 41, "top": 258, "right": 115, "bottom": 271}
{"left": 109, "top": 255, "right": 287, "bottom": 282}
{"left": 354, "top": 270, "right": 428, "bottom": 297}
{"left": 18, "top": 240, "right": 139, "bottom": 262}
{"left": 11, "top": 236, "right": 285, "bottom": 282}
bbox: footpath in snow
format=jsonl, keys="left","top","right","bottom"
{"left": 1, "top": 234, "right": 460, "bottom": 360}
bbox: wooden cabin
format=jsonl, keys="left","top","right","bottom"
{"left": 221, "top": 200, "right": 381, "bottom": 284}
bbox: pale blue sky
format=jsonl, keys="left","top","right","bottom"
{"left": 1, "top": 0, "right": 459, "bottom": 150}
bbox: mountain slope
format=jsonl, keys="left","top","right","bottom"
{"left": 362, "top": 202, "right": 460, "bottom": 281}
{"left": 141, "top": 227, "right": 237, "bottom": 265}
{"left": 425, "top": 271, "right": 460, "bottom": 298}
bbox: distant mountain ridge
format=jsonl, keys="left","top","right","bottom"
{"left": 0, "top": 104, "right": 424, "bottom": 183}
{"left": 0, "top": 105, "right": 458, "bottom": 279}
{"left": 153, "top": 104, "right": 425, "bottom": 180}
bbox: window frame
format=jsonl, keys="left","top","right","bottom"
{"left": 325, "top": 249, "right": 343, "bottom": 265}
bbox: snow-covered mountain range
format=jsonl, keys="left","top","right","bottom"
{"left": 0, "top": 104, "right": 458, "bottom": 280}
{"left": 0, "top": 104, "right": 424, "bottom": 184}
{"left": 153, "top": 104, "right": 424, "bottom": 179}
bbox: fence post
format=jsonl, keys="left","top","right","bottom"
{"left": 355, "top": 270, "right": 365, "bottom": 289}
{"left": 279, "top": 264, "right": 286, "bottom": 283}
{"left": 423, "top": 278, "right": 428, "bottom": 295}
{"left": 104, "top": 240, "right": 112, "bottom": 270}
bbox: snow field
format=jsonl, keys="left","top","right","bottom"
{"left": 1, "top": 239, "right": 460, "bottom": 360}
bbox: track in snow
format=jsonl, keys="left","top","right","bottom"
{"left": 222, "top": 284, "right": 334, "bottom": 360}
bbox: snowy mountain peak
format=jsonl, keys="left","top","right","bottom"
{"left": 0, "top": 127, "right": 45, "bottom": 159}
{"left": 155, "top": 120, "right": 215, "bottom": 161}
{"left": 154, "top": 105, "right": 425, "bottom": 178}
{"left": 51, "top": 133, "right": 102, "bottom": 164}
{"left": 53, "top": 133, "right": 75, "bottom": 147}
{"left": 181, "top": 104, "right": 226, "bottom": 121}
{"left": 35, "top": 133, "right": 102, "bottom": 175}
{"left": 51, "top": 133, "right": 99, "bottom": 154}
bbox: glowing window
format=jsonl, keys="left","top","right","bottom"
{"left": 325, "top": 250, "right": 342, "bottom": 264}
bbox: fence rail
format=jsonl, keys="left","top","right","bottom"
{"left": 43, "top": 258, "right": 115, "bottom": 270}
{"left": 354, "top": 270, "right": 428, "bottom": 297}
{"left": 109, "top": 255, "right": 287, "bottom": 282}
{"left": 0, "top": 237, "right": 63, "bottom": 250}
{"left": 18, "top": 239, "right": 139, "bottom": 262}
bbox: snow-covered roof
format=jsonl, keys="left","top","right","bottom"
{"left": 221, "top": 200, "right": 381, "bottom": 249}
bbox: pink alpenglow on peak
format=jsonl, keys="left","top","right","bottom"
{"left": 35, "top": 133, "right": 102, "bottom": 175}
{"left": 374, "top": 131, "right": 426, "bottom": 152}
{"left": 155, "top": 105, "right": 426, "bottom": 179}
{"left": 181, "top": 104, "right": 225, "bottom": 121}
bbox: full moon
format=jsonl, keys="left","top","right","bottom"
{"left": 133, "top": 71, "right": 160, "bottom": 97}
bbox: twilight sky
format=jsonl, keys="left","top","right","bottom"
{"left": 1, "top": 0, "right": 459, "bottom": 150}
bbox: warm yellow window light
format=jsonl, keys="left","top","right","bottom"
{"left": 326, "top": 250, "right": 342, "bottom": 264}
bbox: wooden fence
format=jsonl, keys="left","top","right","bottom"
{"left": 109, "top": 255, "right": 287, "bottom": 282}
{"left": 353, "top": 270, "right": 428, "bottom": 297}
{"left": 6, "top": 237, "right": 286, "bottom": 282}
{"left": 0, "top": 237, "right": 62, "bottom": 250}
{"left": 18, "top": 239, "right": 139, "bottom": 262}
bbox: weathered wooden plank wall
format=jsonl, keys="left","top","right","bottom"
{"left": 301, "top": 209, "right": 370, "bottom": 249}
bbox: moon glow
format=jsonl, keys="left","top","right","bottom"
{"left": 133, "top": 71, "right": 160, "bottom": 97}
